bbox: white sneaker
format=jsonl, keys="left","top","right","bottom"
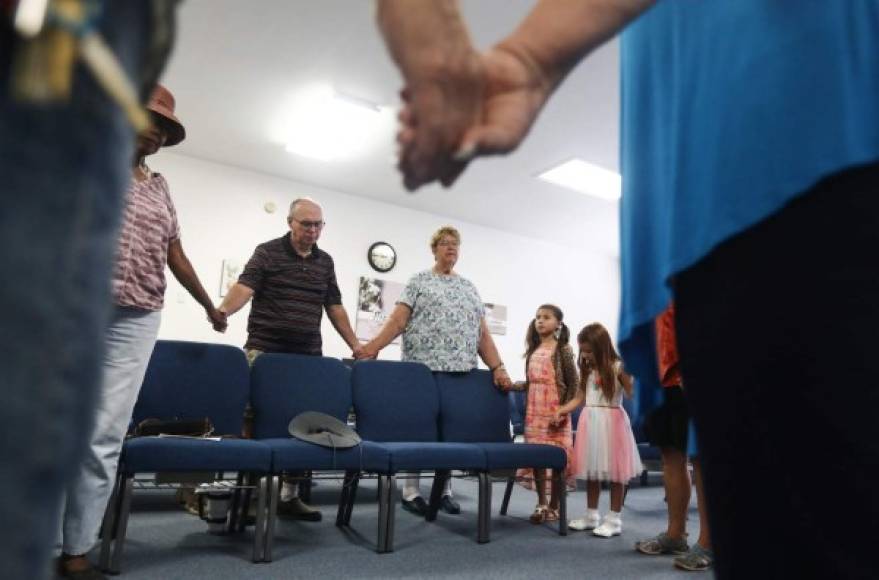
{"left": 568, "top": 510, "right": 601, "bottom": 531}
{"left": 593, "top": 514, "right": 622, "bottom": 538}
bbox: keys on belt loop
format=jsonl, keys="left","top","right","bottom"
{"left": 10, "top": 0, "right": 150, "bottom": 133}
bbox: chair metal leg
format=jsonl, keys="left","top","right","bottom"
{"left": 344, "top": 473, "right": 360, "bottom": 526}
{"left": 554, "top": 471, "right": 567, "bottom": 536}
{"left": 227, "top": 471, "right": 246, "bottom": 533}
{"left": 477, "top": 472, "right": 492, "bottom": 544}
{"left": 264, "top": 475, "right": 279, "bottom": 562}
{"left": 385, "top": 475, "right": 396, "bottom": 553}
{"left": 336, "top": 470, "right": 355, "bottom": 526}
{"left": 376, "top": 475, "right": 389, "bottom": 553}
{"left": 98, "top": 472, "right": 123, "bottom": 570}
{"left": 237, "top": 472, "right": 255, "bottom": 533}
{"left": 107, "top": 476, "right": 134, "bottom": 574}
{"left": 426, "top": 470, "right": 450, "bottom": 522}
{"left": 500, "top": 475, "right": 515, "bottom": 515}
{"left": 253, "top": 475, "right": 268, "bottom": 562}
{"left": 299, "top": 470, "right": 312, "bottom": 503}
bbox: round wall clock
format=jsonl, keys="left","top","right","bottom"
{"left": 367, "top": 241, "right": 397, "bottom": 273}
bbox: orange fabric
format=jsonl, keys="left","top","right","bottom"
{"left": 655, "top": 303, "right": 682, "bottom": 387}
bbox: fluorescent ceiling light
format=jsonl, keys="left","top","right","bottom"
{"left": 537, "top": 158, "right": 621, "bottom": 201}
{"left": 281, "top": 85, "right": 388, "bottom": 161}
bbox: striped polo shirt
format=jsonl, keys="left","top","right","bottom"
{"left": 112, "top": 173, "right": 180, "bottom": 310}
{"left": 238, "top": 234, "right": 342, "bottom": 355}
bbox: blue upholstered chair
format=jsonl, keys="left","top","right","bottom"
{"left": 434, "top": 370, "right": 568, "bottom": 541}
{"left": 350, "top": 360, "right": 487, "bottom": 553}
{"left": 99, "top": 341, "right": 273, "bottom": 572}
{"left": 249, "top": 353, "right": 390, "bottom": 559}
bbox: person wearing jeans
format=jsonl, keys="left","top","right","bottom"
{"left": 0, "top": 2, "right": 176, "bottom": 578}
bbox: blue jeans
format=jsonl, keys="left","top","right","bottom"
{"left": 0, "top": 2, "right": 170, "bottom": 577}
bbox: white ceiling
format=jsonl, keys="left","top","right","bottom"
{"left": 162, "top": 0, "right": 621, "bottom": 256}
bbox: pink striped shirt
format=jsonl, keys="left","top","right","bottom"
{"left": 112, "top": 173, "right": 180, "bottom": 310}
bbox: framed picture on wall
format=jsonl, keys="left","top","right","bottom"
{"left": 219, "top": 259, "right": 242, "bottom": 298}
{"left": 356, "top": 276, "right": 404, "bottom": 344}
{"left": 484, "top": 303, "right": 508, "bottom": 335}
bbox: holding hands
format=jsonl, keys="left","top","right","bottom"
{"left": 208, "top": 307, "right": 227, "bottom": 333}
{"left": 492, "top": 365, "right": 513, "bottom": 390}
{"left": 354, "top": 341, "right": 379, "bottom": 361}
{"left": 394, "top": 46, "right": 551, "bottom": 191}
{"left": 549, "top": 410, "right": 568, "bottom": 429}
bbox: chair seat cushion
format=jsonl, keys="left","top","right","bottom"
{"left": 121, "top": 437, "right": 272, "bottom": 474}
{"left": 384, "top": 442, "right": 486, "bottom": 471}
{"left": 262, "top": 438, "right": 390, "bottom": 473}
{"left": 477, "top": 442, "right": 567, "bottom": 470}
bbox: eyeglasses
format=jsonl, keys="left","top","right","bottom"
{"left": 292, "top": 218, "right": 326, "bottom": 230}
{"left": 436, "top": 240, "right": 460, "bottom": 248}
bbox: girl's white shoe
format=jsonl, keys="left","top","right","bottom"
{"left": 592, "top": 512, "right": 622, "bottom": 537}
{"left": 568, "top": 509, "right": 601, "bottom": 531}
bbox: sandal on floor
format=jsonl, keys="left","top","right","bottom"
{"left": 529, "top": 504, "right": 548, "bottom": 524}
{"left": 673, "top": 544, "right": 714, "bottom": 571}
{"left": 544, "top": 507, "right": 560, "bottom": 522}
{"left": 635, "top": 532, "right": 689, "bottom": 555}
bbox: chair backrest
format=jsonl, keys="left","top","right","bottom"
{"left": 132, "top": 340, "right": 250, "bottom": 436}
{"left": 351, "top": 360, "right": 438, "bottom": 442}
{"left": 435, "top": 370, "right": 511, "bottom": 443}
{"left": 508, "top": 390, "right": 527, "bottom": 436}
{"left": 250, "top": 353, "right": 352, "bottom": 439}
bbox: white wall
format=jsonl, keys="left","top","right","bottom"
{"left": 151, "top": 152, "right": 621, "bottom": 382}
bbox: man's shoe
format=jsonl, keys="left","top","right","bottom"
{"left": 439, "top": 495, "right": 461, "bottom": 515}
{"left": 57, "top": 557, "right": 107, "bottom": 580}
{"left": 277, "top": 497, "right": 322, "bottom": 521}
{"left": 401, "top": 496, "right": 428, "bottom": 516}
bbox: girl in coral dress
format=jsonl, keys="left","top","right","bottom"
{"left": 508, "top": 304, "right": 579, "bottom": 524}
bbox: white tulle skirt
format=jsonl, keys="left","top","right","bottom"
{"left": 573, "top": 405, "right": 643, "bottom": 483}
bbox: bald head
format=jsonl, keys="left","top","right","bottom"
{"left": 287, "top": 197, "right": 325, "bottom": 254}
{"left": 287, "top": 197, "right": 322, "bottom": 223}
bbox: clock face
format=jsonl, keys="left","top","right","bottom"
{"left": 368, "top": 242, "right": 397, "bottom": 272}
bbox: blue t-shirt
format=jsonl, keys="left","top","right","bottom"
{"left": 619, "top": 0, "right": 879, "bottom": 389}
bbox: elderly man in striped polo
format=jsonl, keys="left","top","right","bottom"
{"left": 218, "top": 197, "right": 362, "bottom": 520}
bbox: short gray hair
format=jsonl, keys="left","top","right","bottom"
{"left": 287, "top": 197, "right": 321, "bottom": 222}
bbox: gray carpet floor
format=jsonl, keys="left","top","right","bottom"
{"left": 105, "top": 475, "right": 705, "bottom": 579}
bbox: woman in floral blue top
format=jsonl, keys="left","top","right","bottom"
{"left": 359, "top": 225, "right": 511, "bottom": 516}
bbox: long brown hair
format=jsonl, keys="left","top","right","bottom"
{"left": 577, "top": 323, "right": 620, "bottom": 402}
{"left": 524, "top": 304, "right": 570, "bottom": 361}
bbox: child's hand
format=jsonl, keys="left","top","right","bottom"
{"left": 550, "top": 411, "right": 567, "bottom": 428}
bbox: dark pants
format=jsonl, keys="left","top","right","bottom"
{"left": 676, "top": 161, "right": 879, "bottom": 580}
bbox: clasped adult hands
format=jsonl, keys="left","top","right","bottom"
{"left": 394, "top": 45, "right": 551, "bottom": 192}
{"left": 208, "top": 307, "right": 227, "bottom": 333}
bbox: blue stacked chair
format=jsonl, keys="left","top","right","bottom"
{"left": 249, "top": 353, "right": 390, "bottom": 559}
{"left": 435, "top": 371, "right": 568, "bottom": 541}
{"left": 350, "top": 361, "right": 488, "bottom": 553}
{"left": 99, "top": 340, "right": 273, "bottom": 572}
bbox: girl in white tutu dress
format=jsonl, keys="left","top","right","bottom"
{"left": 556, "top": 323, "right": 642, "bottom": 537}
